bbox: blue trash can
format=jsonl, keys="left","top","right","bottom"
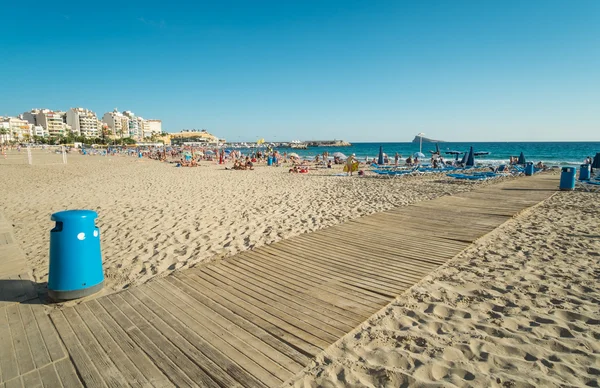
{"left": 267, "top": 156, "right": 273, "bottom": 166}
{"left": 579, "top": 164, "right": 591, "bottom": 181}
{"left": 559, "top": 167, "right": 576, "bottom": 191}
{"left": 48, "top": 210, "right": 104, "bottom": 301}
{"left": 525, "top": 162, "right": 534, "bottom": 176}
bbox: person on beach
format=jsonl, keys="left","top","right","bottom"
{"left": 327, "top": 160, "right": 332, "bottom": 168}
{"left": 395, "top": 152, "right": 399, "bottom": 165}
{"left": 346, "top": 153, "right": 357, "bottom": 176}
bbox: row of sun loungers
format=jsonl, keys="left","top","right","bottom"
{"left": 577, "top": 170, "right": 600, "bottom": 192}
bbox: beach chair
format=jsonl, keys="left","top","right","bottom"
{"left": 577, "top": 180, "right": 600, "bottom": 192}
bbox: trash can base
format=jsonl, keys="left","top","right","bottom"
{"left": 559, "top": 188, "right": 574, "bottom": 191}
{"left": 48, "top": 281, "right": 104, "bottom": 301}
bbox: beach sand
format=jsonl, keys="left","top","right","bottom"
{"left": 1, "top": 152, "right": 489, "bottom": 295}
{"left": 288, "top": 191, "right": 600, "bottom": 387}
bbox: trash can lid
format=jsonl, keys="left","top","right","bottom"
{"left": 51, "top": 210, "right": 98, "bottom": 222}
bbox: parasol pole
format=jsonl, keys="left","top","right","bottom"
{"left": 417, "top": 132, "right": 425, "bottom": 154}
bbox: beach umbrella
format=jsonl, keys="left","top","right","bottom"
{"left": 593, "top": 153, "right": 600, "bottom": 169}
{"left": 289, "top": 152, "right": 299, "bottom": 158}
{"left": 205, "top": 150, "right": 215, "bottom": 154}
{"left": 378, "top": 146, "right": 384, "bottom": 165}
{"left": 413, "top": 152, "right": 425, "bottom": 159}
{"left": 332, "top": 152, "right": 347, "bottom": 159}
{"left": 460, "top": 151, "right": 468, "bottom": 164}
{"left": 517, "top": 152, "right": 526, "bottom": 165}
{"left": 474, "top": 151, "right": 490, "bottom": 156}
{"left": 466, "top": 146, "right": 475, "bottom": 166}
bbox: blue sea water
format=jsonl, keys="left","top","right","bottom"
{"left": 277, "top": 142, "right": 600, "bottom": 166}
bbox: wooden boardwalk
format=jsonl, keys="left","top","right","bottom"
{"left": 2, "top": 174, "right": 558, "bottom": 387}
{"left": 0, "top": 214, "right": 81, "bottom": 387}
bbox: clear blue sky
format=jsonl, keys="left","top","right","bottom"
{"left": 2, "top": 0, "right": 599, "bottom": 142}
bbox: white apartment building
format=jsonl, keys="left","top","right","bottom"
{"left": 123, "top": 111, "right": 143, "bottom": 140}
{"left": 32, "top": 125, "right": 48, "bottom": 138}
{"left": 66, "top": 107, "right": 99, "bottom": 137}
{"left": 23, "top": 109, "right": 67, "bottom": 137}
{"left": 102, "top": 109, "right": 131, "bottom": 138}
{"left": 146, "top": 119, "right": 162, "bottom": 134}
{"left": 0, "top": 116, "right": 32, "bottom": 142}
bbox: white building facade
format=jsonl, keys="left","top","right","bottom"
{"left": 102, "top": 109, "right": 132, "bottom": 138}
{"left": 22, "top": 109, "right": 66, "bottom": 137}
{"left": 66, "top": 107, "right": 99, "bottom": 137}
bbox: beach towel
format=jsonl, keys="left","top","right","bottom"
{"left": 343, "top": 161, "right": 359, "bottom": 173}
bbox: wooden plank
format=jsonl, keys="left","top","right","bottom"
{"left": 175, "top": 272, "right": 323, "bottom": 357}
{"left": 38, "top": 364, "right": 62, "bottom": 388}
{"left": 0, "top": 306, "right": 19, "bottom": 383}
{"left": 150, "top": 280, "right": 302, "bottom": 375}
{"left": 54, "top": 358, "right": 84, "bottom": 388}
{"left": 241, "top": 249, "right": 386, "bottom": 309}
{"left": 30, "top": 304, "right": 65, "bottom": 362}
{"left": 229, "top": 254, "right": 370, "bottom": 320}
{"left": 98, "top": 296, "right": 197, "bottom": 388}
{"left": 74, "top": 303, "right": 152, "bottom": 388}
{"left": 17, "top": 305, "right": 51, "bottom": 370}
{"left": 141, "top": 283, "right": 287, "bottom": 385}
{"left": 201, "top": 265, "right": 348, "bottom": 337}
{"left": 163, "top": 275, "right": 310, "bottom": 367}
{"left": 3, "top": 378, "right": 22, "bottom": 388}
{"left": 265, "top": 243, "right": 406, "bottom": 297}
{"left": 254, "top": 244, "right": 397, "bottom": 301}
{"left": 84, "top": 300, "right": 173, "bottom": 388}
{"left": 219, "top": 260, "right": 361, "bottom": 326}
{"left": 193, "top": 270, "right": 338, "bottom": 344}
{"left": 60, "top": 307, "right": 129, "bottom": 387}
{"left": 20, "top": 370, "right": 42, "bottom": 388}
{"left": 284, "top": 235, "right": 439, "bottom": 280}
{"left": 49, "top": 311, "right": 106, "bottom": 387}
{"left": 113, "top": 292, "right": 232, "bottom": 388}
{"left": 6, "top": 305, "right": 35, "bottom": 377}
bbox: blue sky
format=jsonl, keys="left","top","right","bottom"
{"left": 2, "top": 1, "right": 599, "bottom": 142}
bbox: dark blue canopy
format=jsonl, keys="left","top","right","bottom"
{"left": 593, "top": 153, "right": 600, "bottom": 169}
{"left": 378, "top": 146, "right": 384, "bottom": 165}
{"left": 466, "top": 146, "right": 475, "bottom": 167}
{"left": 518, "top": 152, "right": 526, "bottom": 164}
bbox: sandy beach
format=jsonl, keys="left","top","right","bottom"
{"left": 288, "top": 191, "right": 600, "bottom": 387}
{"left": 1, "top": 152, "right": 493, "bottom": 295}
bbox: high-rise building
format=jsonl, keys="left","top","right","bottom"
{"left": 66, "top": 107, "right": 99, "bottom": 137}
{"left": 22, "top": 109, "right": 66, "bottom": 137}
{"left": 102, "top": 108, "right": 129, "bottom": 138}
{"left": 123, "top": 111, "right": 142, "bottom": 140}
{"left": 0, "top": 116, "right": 32, "bottom": 142}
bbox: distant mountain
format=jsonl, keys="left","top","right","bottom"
{"left": 412, "top": 135, "right": 445, "bottom": 143}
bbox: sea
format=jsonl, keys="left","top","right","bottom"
{"left": 274, "top": 142, "right": 600, "bottom": 167}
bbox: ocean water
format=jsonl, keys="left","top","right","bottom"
{"left": 276, "top": 142, "right": 600, "bottom": 166}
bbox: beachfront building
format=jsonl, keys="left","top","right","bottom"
{"left": 23, "top": 109, "right": 67, "bottom": 137}
{"left": 145, "top": 119, "right": 162, "bottom": 135}
{"left": 170, "top": 129, "right": 223, "bottom": 146}
{"left": 102, "top": 109, "right": 130, "bottom": 138}
{"left": 122, "top": 111, "right": 144, "bottom": 140}
{"left": 66, "top": 107, "right": 99, "bottom": 138}
{"left": 0, "top": 116, "right": 32, "bottom": 142}
{"left": 31, "top": 125, "right": 48, "bottom": 138}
